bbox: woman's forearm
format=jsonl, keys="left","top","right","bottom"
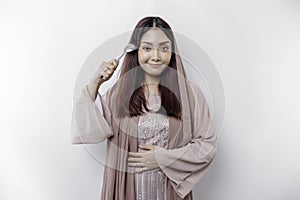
{"left": 87, "top": 80, "right": 101, "bottom": 101}
{"left": 87, "top": 59, "right": 119, "bottom": 101}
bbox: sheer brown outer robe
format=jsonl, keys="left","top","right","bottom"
{"left": 71, "top": 79, "right": 218, "bottom": 199}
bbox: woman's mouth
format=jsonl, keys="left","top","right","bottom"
{"left": 149, "top": 63, "right": 163, "bottom": 68}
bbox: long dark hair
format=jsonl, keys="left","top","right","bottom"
{"left": 115, "top": 16, "right": 185, "bottom": 119}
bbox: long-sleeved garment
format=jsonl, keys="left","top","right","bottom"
{"left": 71, "top": 81, "right": 218, "bottom": 199}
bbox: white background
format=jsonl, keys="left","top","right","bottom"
{"left": 1, "top": 0, "right": 300, "bottom": 199}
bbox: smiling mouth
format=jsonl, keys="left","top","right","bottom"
{"left": 149, "top": 63, "right": 163, "bottom": 68}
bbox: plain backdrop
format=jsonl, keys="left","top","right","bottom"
{"left": 1, "top": 0, "right": 300, "bottom": 200}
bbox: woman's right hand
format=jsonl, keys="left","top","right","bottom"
{"left": 94, "top": 58, "right": 119, "bottom": 84}
{"left": 87, "top": 58, "right": 119, "bottom": 101}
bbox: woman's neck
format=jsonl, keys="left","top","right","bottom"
{"left": 143, "top": 74, "right": 160, "bottom": 95}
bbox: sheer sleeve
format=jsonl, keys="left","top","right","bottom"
{"left": 71, "top": 85, "right": 113, "bottom": 144}
{"left": 154, "top": 81, "right": 218, "bottom": 198}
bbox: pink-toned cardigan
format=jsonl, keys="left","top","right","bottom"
{"left": 71, "top": 81, "right": 218, "bottom": 200}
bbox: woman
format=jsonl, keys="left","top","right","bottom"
{"left": 71, "top": 16, "right": 218, "bottom": 200}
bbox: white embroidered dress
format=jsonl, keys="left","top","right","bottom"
{"left": 135, "top": 94, "right": 168, "bottom": 200}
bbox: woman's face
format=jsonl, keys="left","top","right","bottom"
{"left": 138, "top": 28, "right": 172, "bottom": 78}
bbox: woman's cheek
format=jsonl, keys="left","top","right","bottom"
{"left": 162, "top": 53, "right": 172, "bottom": 65}
{"left": 138, "top": 52, "right": 150, "bottom": 63}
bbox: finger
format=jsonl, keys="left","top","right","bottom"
{"left": 128, "top": 152, "right": 145, "bottom": 157}
{"left": 102, "top": 67, "right": 108, "bottom": 74}
{"left": 100, "top": 61, "right": 112, "bottom": 71}
{"left": 135, "top": 167, "right": 148, "bottom": 173}
{"left": 101, "top": 65, "right": 113, "bottom": 77}
{"left": 102, "top": 73, "right": 109, "bottom": 79}
{"left": 139, "top": 145, "right": 154, "bottom": 151}
{"left": 104, "top": 68, "right": 113, "bottom": 75}
{"left": 128, "top": 162, "right": 145, "bottom": 167}
{"left": 108, "top": 59, "right": 118, "bottom": 69}
{"left": 128, "top": 157, "right": 142, "bottom": 162}
{"left": 111, "top": 58, "right": 119, "bottom": 68}
{"left": 99, "top": 63, "right": 107, "bottom": 73}
{"left": 101, "top": 61, "right": 109, "bottom": 68}
{"left": 105, "top": 63, "right": 114, "bottom": 70}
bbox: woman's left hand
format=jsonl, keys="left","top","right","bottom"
{"left": 128, "top": 145, "right": 159, "bottom": 173}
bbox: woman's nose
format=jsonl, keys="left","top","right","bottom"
{"left": 151, "top": 49, "right": 161, "bottom": 61}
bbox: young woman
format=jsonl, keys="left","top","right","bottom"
{"left": 71, "top": 16, "right": 218, "bottom": 200}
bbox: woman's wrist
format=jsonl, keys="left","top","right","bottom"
{"left": 87, "top": 80, "right": 101, "bottom": 101}
{"left": 90, "top": 75, "right": 104, "bottom": 85}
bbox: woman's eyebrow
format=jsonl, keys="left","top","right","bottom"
{"left": 141, "top": 41, "right": 171, "bottom": 45}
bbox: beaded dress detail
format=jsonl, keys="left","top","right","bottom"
{"left": 135, "top": 94, "right": 169, "bottom": 200}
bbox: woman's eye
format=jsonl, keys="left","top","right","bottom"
{"left": 142, "top": 47, "right": 151, "bottom": 51}
{"left": 161, "top": 46, "right": 170, "bottom": 52}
